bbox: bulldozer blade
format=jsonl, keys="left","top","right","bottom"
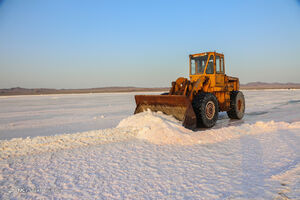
{"left": 134, "top": 95, "right": 197, "bottom": 129}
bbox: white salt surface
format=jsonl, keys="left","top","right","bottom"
{"left": 0, "top": 90, "right": 300, "bottom": 199}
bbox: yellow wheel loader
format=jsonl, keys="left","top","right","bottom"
{"left": 134, "top": 52, "right": 245, "bottom": 129}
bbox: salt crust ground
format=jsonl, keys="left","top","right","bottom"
{"left": 1, "top": 111, "right": 300, "bottom": 159}
{"left": 1, "top": 111, "right": 300, "bottom": 199}
{"left": 1, "top": 90, "right": 300, "bottom": 199}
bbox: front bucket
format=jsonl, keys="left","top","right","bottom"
{"left": 134, "top": 95, "right": 197, "bottom": 129}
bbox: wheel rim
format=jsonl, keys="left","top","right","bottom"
{"left": 238, "top": 99, "right": 242, "bottom": 111}
{"left": 205, "top": 101, "right": 215, "bottom": 120}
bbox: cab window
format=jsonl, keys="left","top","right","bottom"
{"left": 206, "top": 55, "right": 214, "bottom": 74}
{"left": 190, "top": 55, "right": 208, "bottom": 74}
{"left": 197, "top": 59, "right": 206, "bottom": 74}
{"left": 191, "top": 60, "right": 196, "bottom": 75}
{"left": 216, "top": 56, "right": 221, "bottom": 73}
{"left": 221, "top": 57, "right": 224, "bottom": 73}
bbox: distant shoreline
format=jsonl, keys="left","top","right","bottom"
{"left": 1, "top": 82, "right": 300, "bottom": 96}
{"left": 0, "top": 87, "right": 170, "bottom": 96}
{"left": 240, "top": 82, "right": 300, "bottom": 90}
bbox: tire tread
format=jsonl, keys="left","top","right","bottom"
{"left": 192, "top": 92, "right": 219, "bottom": 128}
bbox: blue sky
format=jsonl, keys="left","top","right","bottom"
{"left": 0, "top": 0, "right": 300, "bottom": 89}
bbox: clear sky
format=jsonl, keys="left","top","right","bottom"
{"left": 0, "top": 0, "right": 300, "bottom": 89}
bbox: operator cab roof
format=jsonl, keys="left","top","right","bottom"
{"left": 190, "top": 52, "right": 224, "bottom": 58}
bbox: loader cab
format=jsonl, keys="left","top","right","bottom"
{"left": 189, "top": 52, "right": 225, "bottom": 87}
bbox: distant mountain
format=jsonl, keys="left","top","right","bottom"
{"left": 240, "top": 82, "right": 300, "bottom": 89}
{"left": 0, "top": 87, "right": 169, "bottom": 96}
{"left": 1, "top": 82, "right": 299, "bottom": 96}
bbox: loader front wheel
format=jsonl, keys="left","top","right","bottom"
{"left": 227, "top": 91, "right": 245, "bottom": 119}
{"left": 192, "top": 93, "right": 219, "bottom": 128}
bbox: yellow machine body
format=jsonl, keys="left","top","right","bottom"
{"left": 134, "top": 52, "right": 240, "bottom": 129}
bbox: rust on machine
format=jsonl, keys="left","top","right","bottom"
{"left": 134, "top": 95, "right": 197, "bottom": 129}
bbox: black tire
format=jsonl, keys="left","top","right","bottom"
{"left": 227, "top": 91, "right": 245, "bottom": 119}
{"left": 192, "top": 93, "right": 219, "bottom": 128}
{"left": 161, "top": 92, "right": 169, "bottom": 95}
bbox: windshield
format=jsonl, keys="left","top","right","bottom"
{"left": 190, "top": 55, "right": 208, "bottom": 75}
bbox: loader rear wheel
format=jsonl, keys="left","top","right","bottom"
{"left": 192, "top": 93, "right": 219, "bottom": 128}
{"left": 227, "top": 91, "right": 245, "bottom": 119}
